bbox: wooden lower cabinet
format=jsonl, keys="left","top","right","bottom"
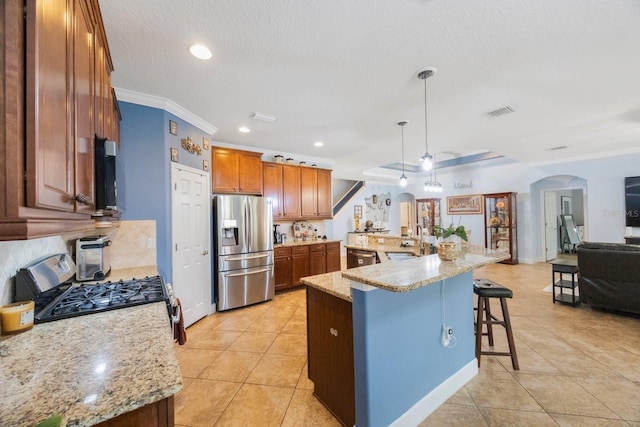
{"left": 306, "top": 286, "right": 355, "bottom": 427}
{"left": 275, "top": 242, "right": 341, "bottom": 291}
{"left": 309, "top": 244, "right": 327, "bottom": 276}
{"left": 94, "top": 396, "right": 174, "bottom": 427}
{"left": 274, "top": 246, "right": 292, "bottom": 291}
{"left": 291, "top": 245, "right": 310, "bottom": 286}
{"left": 326, "top": 242, "right": 341, "bottom": 272}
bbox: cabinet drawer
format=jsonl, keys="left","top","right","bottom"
{"left": 274, "top": 246, "right": 291, "bottom": 258}
{"left": 326, "top": 242, "right": 341, "bottom": 251}
{"left": 309, "top": 243, "right": 326, "bottom": 252}
{"left": 292, "top": 245, "right": 310, "bottom": 255}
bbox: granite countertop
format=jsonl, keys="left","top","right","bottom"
{"left": 275, "top": 239, "right": 342, "bottom": 248}
{"left": 301, "top": 271, "right": 352, "bottom": 302}
{"left": 343, "top": 243, "right": 420, "bottom": 263}
{"left": 342, "top": 244, "right": 510, "bottom": 292}
{"left": 0, "top": 268, "right": 182, "bottom": 427}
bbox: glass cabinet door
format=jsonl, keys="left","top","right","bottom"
{"left": 416, "top": 198, "right": 441, "bottom": 236}
{"left": 484, "top": 192, "right": 518, "bottom": 264}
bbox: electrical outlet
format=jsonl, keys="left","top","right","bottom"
{"left": 147, "top": 238, "right": 156, "bottom": 249}
{"left": 441, "top": 325, "right": 454, "bottom": 347}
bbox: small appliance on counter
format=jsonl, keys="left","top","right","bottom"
{"left": 75, "top": 236, "right": 111, "bottom": 281}
{"left": 13, "top": 253, "right": 171, "bottom": 324}
{"left": 273, "top": 224, "right": 284, "bottom": 244}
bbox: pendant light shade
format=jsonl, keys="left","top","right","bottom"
{"left": 424, "top": 154, "right": 443, "bottom": 193}
{"left": 417, "top": 67, "right": 436, "bottom": 171}
{"left": 398, "top": 121, "right": 408, "bottom": 187}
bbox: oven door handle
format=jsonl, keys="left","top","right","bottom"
{"left": 224, "top": 254, "right": 270, "bottom": 262}
{"left": 224, "top": 268, "right": 271, "bottom": 278}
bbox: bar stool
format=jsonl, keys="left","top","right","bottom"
{"left": 473, "top": 278, "right": 519, "bottom": 370}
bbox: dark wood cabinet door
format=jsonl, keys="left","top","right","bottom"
{"left": 94, "top": 396, "right": 174, "bottom": 427}
{"left": 291, "top": 253, "right": 309, "bottom": 286}
{"left": 211, "top": 148, "right": 238, "bottom": 193}
{"left": 237, "top": 151, "right": 263, "bottom": 194}
{"left": 300, "top": 168, "right": 317, "bottom": 217}
{"left": 326, "top": 242, "right": 341, "bottom": 273}
{"left": 73, "top": 0, "right": 95, "bottom": 214}
{"left": 306, "top": 286, "right": 355, "bottom": 427}
{"left": 262, "top": 163, "right": 283, "bottom": 217}
{"left": 316, "top": 169, "right": 332, "bottom": 218}
{"left": 309, "top": 250, "right": 326, "bottom": 276}
{"left": 27, "top": 0, "right": 75, "bottom": 211}
{"left": 282, "top": 165, "right": 301, "bottom": 218}
{"left": 274, "top": 255, "right": 291, "bottom": 290}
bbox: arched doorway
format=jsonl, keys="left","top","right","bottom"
{"left": 531, "top": 175, "right": 587, "bottom": 261}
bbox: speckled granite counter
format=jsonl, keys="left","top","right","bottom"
{"left": 343, "top": 244, "right": 509, "bottom": 292}
{"left": 275, "top": 239, "right": 342, "bottom": 248}
{"left": 0, "top": 269, "right": 182, "bottom": 426}
{"left": 301, "top": 271, "right": 352, "bottom": 301}
{"left": 344, "top": 243, "right": 420, "bottom": 263}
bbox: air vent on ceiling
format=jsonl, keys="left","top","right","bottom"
{"left": 249, "top": 112, "right": 278, "bottom": 123}
{"left": 485, "top": 106, "right": 514, "bottom": 118}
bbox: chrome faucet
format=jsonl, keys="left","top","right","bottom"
{"left": 416, "top": 225, "right": 424, "bottom": 255}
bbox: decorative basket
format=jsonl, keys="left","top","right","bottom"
{"left": 437, "top": 242, "right": 459, "bottom": 261}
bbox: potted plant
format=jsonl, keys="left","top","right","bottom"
{"left": 433, "top": 223, "right": 468, "bottom": 260}
{"left": 433, "top": 224, "right": 468, "bottom": 242}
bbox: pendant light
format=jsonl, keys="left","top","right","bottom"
{"left": 398, "top": 120, "right": 408, "bottom": 187}
{"left": 417, "top": 67, "right": 436, "bottom": 171}
{"left": 424, "top": 154, "right": 443, "bottom": 193}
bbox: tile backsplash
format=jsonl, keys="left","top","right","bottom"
{"left": 0, "top": 220, "right": 157, "bottom": 306}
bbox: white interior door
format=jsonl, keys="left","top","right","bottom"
{"left": 544, "top": 191, "right": 558, "bottom": 261}
{"left": 171, "top": 164, "right": 211, "bottom": 327}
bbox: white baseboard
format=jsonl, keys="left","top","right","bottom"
{"left": 388, "top": 359, "right": 478, "bottom": 427}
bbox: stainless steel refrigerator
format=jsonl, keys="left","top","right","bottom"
{"left": 213, "top": 195, "right": 274, "bottom": 311}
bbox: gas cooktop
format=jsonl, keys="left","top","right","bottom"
{"left": 34, "top": 276, "right": 169, "bottom": 323}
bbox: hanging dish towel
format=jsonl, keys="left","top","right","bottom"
{"left": 173, "top": 298, "right": 187, "bottom": 345}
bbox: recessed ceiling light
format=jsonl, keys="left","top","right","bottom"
{"left": 314, "top": 141, "right": 324, "bottom": 147}
{"left": 238, "top": 127, "right": 250, "bottom": 133}
{"left": 189, "top": 44, "right": 212, "bottom": 60}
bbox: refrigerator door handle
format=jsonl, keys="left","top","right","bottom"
{"left": 225, "top": 254, "right": 270, "bottom": 261}
{"left": 224, "top": 268, "right": 271, "bottom": 277}
{"left": 245, "top": 198, "right": 252, "bottom": 249}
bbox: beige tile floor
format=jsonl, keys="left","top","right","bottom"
{"left": 174, "top": 260, "right": 640, "bottom": 426}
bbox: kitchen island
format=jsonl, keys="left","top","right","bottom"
{"left": 303, "top": 245, "right": 508, "bottom": 427}
{"left": 0, "top": 267, "right": 182, "bottom": 426}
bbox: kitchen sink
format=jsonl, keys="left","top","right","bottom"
{"left": 385, "top": 252, "right": 419, "bottom": 261}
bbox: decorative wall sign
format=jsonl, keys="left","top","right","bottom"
{"left": 202, "top": 137, "right": 210, "bottom": 150}
{"left": 203, "top": 159, "right": 209, "bottom": 172}
{"left": 446, "top": 194, "right": 483, "bottom": 215}
{"left": 365, "top": 192, "right": 391, "bottom": 223}
{"left": 181, "top": 137, "right": 202, "bottom": 155}
{"left": 169, "top": 120, "right": 178, "bottom": 135}
{"left": 170, "top": 147, "right": 179, "bottom": 162}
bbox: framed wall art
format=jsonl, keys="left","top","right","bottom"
{"left": 203, "top": 159, "right": 209, "bottom": 172}
{"left": 170, "top": 147, "right": 179, "bottom": 162}
{"left": 169, "top": 120, "right": 178, "bottom": 135}
{"left": 202, "top": 137, "right": 210, "bottom": 150}
{"left": 446, "top": 194, "right": 483, "bottom": 215}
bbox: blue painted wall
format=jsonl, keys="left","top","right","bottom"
{"left": 117, "top": 101, "right": 213, "bottom": 283}
{"left": 351, "top": 271, "right": 475, "bottom": 426}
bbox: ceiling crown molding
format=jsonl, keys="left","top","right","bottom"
{"left": 114, "top": 87, "right": 218, "bottom": 135}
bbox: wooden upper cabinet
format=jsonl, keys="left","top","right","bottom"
{"left": 212, "top": 147, "right": 263, "bottom": 194}
{"left": 0, "top": 0, "right": 116, "bottom": 239}
{"left": 300, "top": 168, "right": 318, "bottom": 217}
{"left": 26, "top": 0, "right": 97, "bottom": 213}
{"left": 300, "top": 167, "right": 332, "bottom": 219}
{"left": 263, "top": 163, "right": 300, "bottom": 219}
{"left": 317, "top": 168, "right": 332, "bottom": 218}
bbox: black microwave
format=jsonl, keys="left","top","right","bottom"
{"left": 95, "top": 135, "right": 117, "bottom": 211}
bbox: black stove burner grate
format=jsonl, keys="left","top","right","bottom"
{"left": 35, "top": 275, "right": 168, "bottom": 323}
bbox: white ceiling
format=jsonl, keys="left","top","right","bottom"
{"left": 100, "top": 0, "right": 640, "bottom": 180}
